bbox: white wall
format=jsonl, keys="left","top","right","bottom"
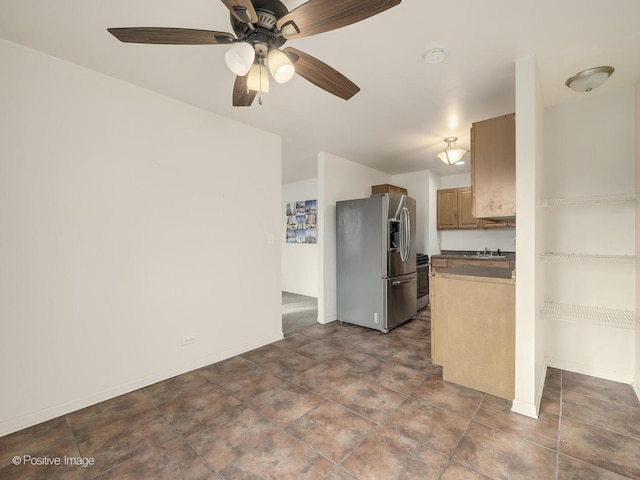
{"left": 512, "top": 56, "right": 546, "bottom": 418}
{"left": 391, "top": 170, "right": 436, "bottom": 254}
{"left": 439, "top": 173, "right": 517, "bottom": 252}
{"left": 282, "top": 179, "right": 318, "bottom": 297}
{"left": 0, "top": 40, "right": 283, "bottom": 436}
{"left": 440, "top": 173, "right": 472, "bottom": 189}
{"left": 318, "top": 153, "right": 391, "bottom": 323}
{"left": 544, "top": 87, "right": 636, "bottom": 382}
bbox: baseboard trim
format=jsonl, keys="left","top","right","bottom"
{"left": 633, "top": 381, "right": 640, "bottom": 403}
{"left": 511, "top": 399, "right": 538, "bottom": 419}
{"left": 510, "top": 362, "right": 546, "bottom": 419}
{"left": 545, "top": 356, "right": 634, "bottom": 384}
{"left": 533, "top": 361, "right": 548, "bottom": 414}
{"left": 0, "top": 332, "right": 283, "bottom": 437}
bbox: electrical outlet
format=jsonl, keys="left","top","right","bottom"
{"left": 181, "top": 335, "right": 195, "bottom": 347}
{"left": 374, "top": 313, "right": 379, "bottom": 324}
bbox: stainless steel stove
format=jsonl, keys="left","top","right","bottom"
{"left": 416, "top": 254, "right": 430, "bottom": 310}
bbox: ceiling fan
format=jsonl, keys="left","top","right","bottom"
{"left": 108, "top": 0, "right": 401, "bottom": 106}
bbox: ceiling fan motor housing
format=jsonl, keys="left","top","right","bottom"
{"left": 231, "top": 0, "right": 289, "bottom": 50}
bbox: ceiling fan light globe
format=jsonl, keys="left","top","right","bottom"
{"left": 225, "top": 42, "right": 255, "bottom": 76}
{"left": 247, "top": 63, "right": 270, "bottom": 92}
{"left": 267, "top": 48, "right": 295, "bottom": 83}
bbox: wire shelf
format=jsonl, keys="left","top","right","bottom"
{"left": 541, "top": 301, "right": 639, "bottom": 328}
{"left": 541, "top": 192, "right": 640, "bottom": 207}
{"left": 541, "top": 253, "right": 640, "bottom": 264}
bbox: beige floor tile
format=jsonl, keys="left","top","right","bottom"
{"left": 219, "top": 430, "right": 333, "bottom": 479}
{"left": 474, "top": 394, "right": 560, "bottom": 449}
{"left": 331, "top": 378, "right": 407, "bottom": 424}
{"left": 341, "top": 426, "right": 448, "bottom": 480}
{"left": 286, "top": 401, "right": 376, "bottom": 463}
{"left": 560, "top": 416, "right": 640, "bottom": 479}
{"left": 453, "top": 422, "right": 557, "bottom": 480}
{"left": 383, "top": 397, "right": 470, "bottom": 456}
{"left": 412, "top": 375, "right": 485, "bottom": 420}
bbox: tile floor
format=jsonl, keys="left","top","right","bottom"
{"left": 1, "top": 308, "right": 640, "bottom": 479}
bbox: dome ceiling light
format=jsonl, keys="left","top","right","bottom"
{"left": 565, "top": 66, "right": 614, "bottom": 93}
{"left": 437, "top": 137, "right": 467, "bottom": 166}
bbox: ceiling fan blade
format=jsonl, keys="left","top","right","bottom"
{"left": 108, "top": 27, "right": 235, "bottom": 45}
{"left": 233, "top": 75, "right": 257, "bottom": 106}
{"left": 276, "top": 0, "right": 401, "bottom": 40}
{"left": 283, "top": 47, "right": 359, "bottom": 100}
{"left": 220, "top": 0, "right": 258, "bottom": 24}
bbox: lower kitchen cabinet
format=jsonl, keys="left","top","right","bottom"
{"left": 431, "top": 266, "right": 515, "bottom": 399}
{"left": 430, "top": 257, "right": 514, "bottom": 271}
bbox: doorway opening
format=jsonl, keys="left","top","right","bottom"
{"left": 282, "top": 291, "right": 317, "bottom": 335}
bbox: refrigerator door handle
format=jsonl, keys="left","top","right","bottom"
{"left": 392, "top": 278, "right": 413, "bottom": 285}
{"left": 405, "top": 206, "right": 411, "bottom": 261}
{"left": 399, "top": 207, "right": 410, "bottom": 262}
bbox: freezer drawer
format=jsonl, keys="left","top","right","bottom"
{"left": 384, "top": 272, "right": 417, "bottom": 331}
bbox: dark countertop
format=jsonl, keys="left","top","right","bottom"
{"left": 431, "top": 265, "right": 516, "bottom": 284}
{"left": 432, "top": 250, "right": 516, "bottom": 261}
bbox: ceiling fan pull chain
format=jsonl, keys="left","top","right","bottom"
{"left": 259, "top": 52, "right": 264, "bottom": 105}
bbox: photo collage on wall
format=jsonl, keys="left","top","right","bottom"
{"left": 286, "top": 199, "right": 317, "bottom": 244}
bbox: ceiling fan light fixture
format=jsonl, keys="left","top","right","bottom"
{"left": 247, "top": 62, "right": 270, "bottom": 92}
{"left": 437, "top": 137, "right": 467, "bottom": 166}
{"left": 267, "top": 48, "right": 295, "bottom": 83}
{"left": 565, "top": 66, "right": 614, "bottom": 92}
{"left": 225, "top": 42, "right": 255, "bottom": 76}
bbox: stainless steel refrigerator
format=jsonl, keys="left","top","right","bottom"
{"left": 336, "top": 193, "right": 417, "bottom": 333}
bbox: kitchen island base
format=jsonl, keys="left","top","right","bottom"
{"left": 431, "top": 266, "right": 515, "bottom": 400}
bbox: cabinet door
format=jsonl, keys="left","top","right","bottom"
{"left": 481, "top": 218, "right": 516, "bottom": 229}
{"left": 472, "top": 113, "right": 516, "bottom": 218}
{"left": 430, "top": 258, "right": 449, "bottom": 270}
{"left": 457, "top": 187, "right": 481, "bottom": 229}
{"left": 437, "top": 189, "right": 458, "bottom": 230}
{"left": 447, "top": 258, "right": 510, "bottom": 269}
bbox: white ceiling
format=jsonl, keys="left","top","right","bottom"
{"left": 1, "top": 0, "right": 639, "bottom": 183}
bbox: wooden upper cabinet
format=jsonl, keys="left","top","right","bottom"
{"left": 471, "top": 113, "right": 516, "bottom": 219}
{"left": 481, "top": 218, "right": 516, "bottom": 229}
{"left": 437, "top": 188, "right": 458, "bottom": 230}
{"left": 437, "top": 187, "right": 481, "bottom": 230}
{"left": 457, "top": 187, "right": 480, "bottom": 229}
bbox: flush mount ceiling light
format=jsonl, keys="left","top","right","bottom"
{"left": 565, "top": 66, "right": 614, "bottom": 93}
{"left": 437, "top": 137, "right": 467, "bottom": 165}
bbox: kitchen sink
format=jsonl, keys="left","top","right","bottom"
{"left": 463, "top": 254, "right": 507, "bottom": 259}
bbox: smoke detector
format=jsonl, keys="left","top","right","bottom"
{"left": 423, "top": 48, "right": 446, "bottom": 64}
